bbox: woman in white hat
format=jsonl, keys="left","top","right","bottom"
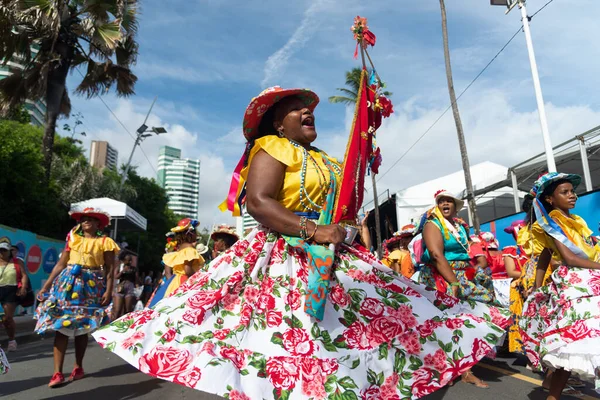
{"left": 35, "top": 207, "right": 119, "bottom": 388}
{"left": 94, "top": 87, "right": 509, "bottom": 399}
{"left": 419, "top": 190, "right": 508, "bottom": 388}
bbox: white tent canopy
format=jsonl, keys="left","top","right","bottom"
{"left": 394, "top": 161, "right": 527, "bottom": 226}
{"left": 70, "top": 198, "right": 147, "bottom": 238}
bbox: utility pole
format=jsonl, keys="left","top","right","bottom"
{"left": 491, "top": 0, "right": 556, "bottom": 172}
{"left": 440, "top": 0, "right": 480, "bottom": 233}
{"left": 119, "top": 96, "right": 167, "bottom": 191}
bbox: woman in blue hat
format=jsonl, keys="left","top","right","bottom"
{"left": 520, "top": 172, "right": 600, "bottom": 400}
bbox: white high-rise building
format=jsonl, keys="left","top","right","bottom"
{"left": 0, "top": 44, "right": 47, "bottom": 126}
{"left": 158, "top": 146, "right": 201, "bottom": 219}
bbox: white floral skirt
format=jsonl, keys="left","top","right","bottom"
{"left": 93, "top": 228, "right": 509, "bottom": 399}
{"left": 520, "top": 265, "right": 600, "bottom": 386}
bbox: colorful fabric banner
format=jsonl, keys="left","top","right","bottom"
{"left": 332, "top": 68, "right": 380, "bottom": 224}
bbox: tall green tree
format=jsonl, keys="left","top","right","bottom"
{"left": 0, "top": 120, "right": 68, "bottom": 237}
{"left": 0, "top": 0, "right": 139, "bottom": 182}
{"left": 328, "top": 67, "right": 391, "bottom": 105}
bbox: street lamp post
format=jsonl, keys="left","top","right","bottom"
{"left": 119, "top": 96, "right": 167, "bottom": 191}
{"left": 491, "top": 0, "right": 557, "bottom": 173}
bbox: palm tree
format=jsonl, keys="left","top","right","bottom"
{"left": 439, "top": 0, "right": 480, "bottom": 233}
{"left": 0, "top": 0, "right": 139, "bottom": 183}
{"left": 328, "top": 67, "right": 391, "bottom": 105}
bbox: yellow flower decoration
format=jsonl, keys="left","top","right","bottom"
{"left": 88, "top": 280, "right": 96, "bottom": 288}
{"left": 62, "top": 320, "right": 72, "bottom": 327}
{"left": 66, "top": 284, "right": 73, "bottom": 291}
{"left": 71, "top": 293, "right": 79, "bottom": 300}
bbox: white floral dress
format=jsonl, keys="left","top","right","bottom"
{"left": 520, "top": 210, "right": 600, "bottom": 386}
{"left": 94, "top": 228, "right": 509, "bottom": 399}
{"left": 93, "top": 136, "right": 509, "bottom": 399}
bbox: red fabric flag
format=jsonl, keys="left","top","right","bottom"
{"left": 332, "top": 69, "right": 378, "bottom": 224}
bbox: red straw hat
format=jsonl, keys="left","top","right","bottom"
{"left": 242, "top": 86, "right": 319, "bottom": 140}
{"left": 69, "top": 207, "right": 111, "bottom": 229}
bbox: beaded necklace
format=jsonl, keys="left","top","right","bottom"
{"left": 288, "top": 139, "right": 339, "bottom": 213}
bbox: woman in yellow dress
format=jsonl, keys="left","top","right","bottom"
{"left": 162, "top": 218, "right": 204, "bottom": 298}
{"left": 520, "top": 172, "right": 600, "bottom": 399}
{"left": 94, "top": 87, "right": 509, "bottom": 399}
{"left": 35, "top": 207, "right": 119, "bottom": 387}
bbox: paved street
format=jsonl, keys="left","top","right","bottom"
{"left": 0, "top": 338, "right": 598, "bottom": 400}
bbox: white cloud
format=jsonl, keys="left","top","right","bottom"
{"left": 65, "top": 97, "right": 235, "bottom": 229}
{"left": 359, "top": 90, "right": 600, "bottom": 211}
{"left": 261, "top": 0, "right": 327, "bottom": 87}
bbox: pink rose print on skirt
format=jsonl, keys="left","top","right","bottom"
{"left": 139, "top": 345, "right": 193, "bottom": 379}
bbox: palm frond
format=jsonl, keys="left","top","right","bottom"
{"left": 0, "top": 29, "right": 33, "bottom": 65}
{"left": 114, "top": 34, "right": 137, "bottom": 66}
{"left": 93, "top": 18, "right": 122, "bottom": 50}
{"left": 120, "top": 0, "right": 138, "bottom": 36}
{"left": 328, "top": 95, "right": 356, "bottom": 106}
{"left": 335, "top": 87, "right": 357, "bottom": 99}
{"left": 344, "top": 67, "right": 363, "bottom": 94}
{"left": 0, "top": 61, "right": 47, "bottom": 111}
{"left": 79, "top": 0, "right": 112, "bottom": 23}
{"left": 75, "top": 59, "right": 136, "bottom": 97}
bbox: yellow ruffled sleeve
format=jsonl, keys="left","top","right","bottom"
{"left": 247, "top": 136, "right": 299, "bottom": 168}
{"left": 163, "top": 247, "right": 203, "bottom": 276}
{"left": 101, "top": 237, "right": 120, "bottom": 253}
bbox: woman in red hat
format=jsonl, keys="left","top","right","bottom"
{"left": 35, "top": 207, "right": 119, "bottom": 387}
{"left": 382, "top": 224, "right": 416, "bottom": 278}
{"left": 94, "top": 87, "right": 509, "bottom": 399}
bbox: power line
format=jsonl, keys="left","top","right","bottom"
{"left": 376, "top": 26, "right": 522, "bottom": 183}
{"left": 375, "top": 0, "right": 556, "bottom": 184}
{"left": 74, "top": 68, "right": 158, "bottom": 175}
{"left": 531, "top": 0, "right": 555, "bottom": 18}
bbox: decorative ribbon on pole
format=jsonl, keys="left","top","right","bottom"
{"left": 351, "top": 16, "right": 376, "bottom": 59}
{"left": 333, "top": 16, "right": 394, "bottom": 232}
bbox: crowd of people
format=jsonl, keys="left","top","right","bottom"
{"left": 1, "top": 86, "right": 599, "bottom": 400}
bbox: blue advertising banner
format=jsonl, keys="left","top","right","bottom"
{"left": 0, "top": 224, "right": 64, "bottom": 296}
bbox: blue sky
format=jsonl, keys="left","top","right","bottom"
{"left": 65, "top": 0, "right": 600, "bottom": 228}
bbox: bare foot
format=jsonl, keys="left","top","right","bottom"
{"left": 462, "top": 371, "right": 489, "bottom": 388}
